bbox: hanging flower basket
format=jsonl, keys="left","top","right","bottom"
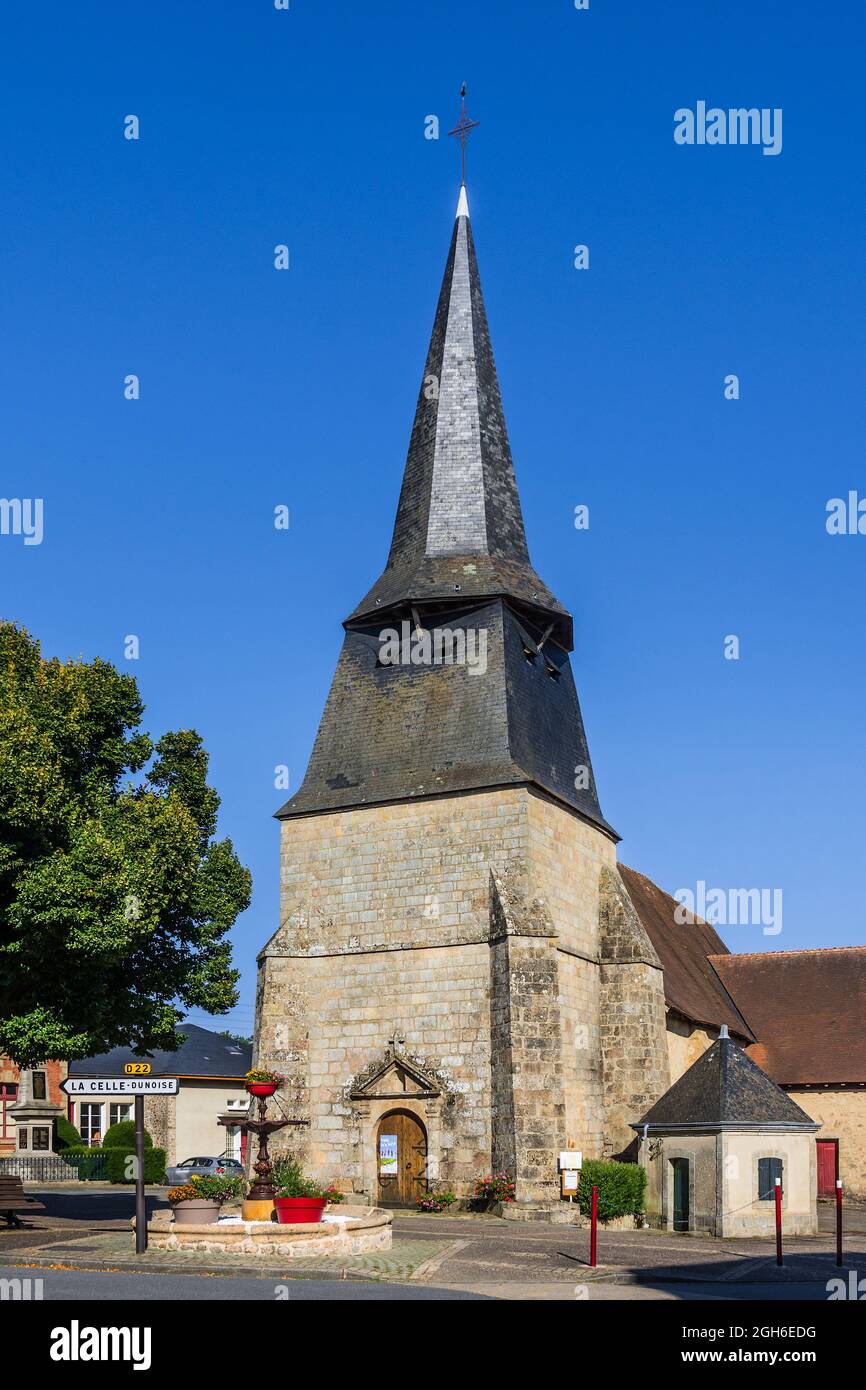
{"left": 244, "top": 1068, "right": 282, "bottom": 1098}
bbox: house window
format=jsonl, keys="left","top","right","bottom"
{"left": 32, "top": 1126, "right": 50, "bottom": 1151}
{"left": 109, "top": 1104, "right": 132, "bottom": 1128}
{"left": 32, "top": 1071, "right": 47, "bottom": 1100}
{"left": 0, "top": 1082, "right": 18, "bottom": 1138}
{"left": 79, "top": 1103, "right": 104, "bottom": 1148}
{"left": 758, "top": 1157, "right": 783, "bottom": 1200}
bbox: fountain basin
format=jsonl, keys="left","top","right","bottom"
{"left": 139, "top": 1204, "right": 392, "bottom": 1257}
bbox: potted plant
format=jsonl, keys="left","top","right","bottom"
{"left": 244, "top": 1067, "right": 283, "bottom": 1099}
{"left": 473, "top": 1171, "right": 516, "bottom": 1210}
{"left": 272, "top": 1158, "right": 328, "bottom": 1224}
{"left": 167, "top": 1174, "right": 244, "bottom": 1226}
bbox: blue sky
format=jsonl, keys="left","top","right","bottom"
{"left": 2, "top": 2, "right": 864, "bottom": 1037}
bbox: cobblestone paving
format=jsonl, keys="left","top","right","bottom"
{"left": 4, "top": 1229, "right": 457, "bottom": 1283}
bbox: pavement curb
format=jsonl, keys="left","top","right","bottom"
{"left": 5, "top": 1253, "right": 411, "bottom": 1283}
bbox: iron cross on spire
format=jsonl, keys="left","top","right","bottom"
{"left": 448, "top": 82, "right": 480, "bottom": 186}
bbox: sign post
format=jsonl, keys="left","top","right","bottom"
{"left": 134, "top": 1093, "right": 146, "bottom": 1253}
{"left": 60, "top": 1076, "right": 179, "bottom": 1256}
{"left": 836, "top": 1179, "right": 843, "bottom": 1267}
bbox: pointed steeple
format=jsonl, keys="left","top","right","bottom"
{"left": 278, "top": 190, "right": 613, "bottom": 837}
{"left": 349, "top": 190, "right": 572, "bottom": 648}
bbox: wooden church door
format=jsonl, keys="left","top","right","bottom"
{"left": 376, "top": 1111, "right": 428, "bottom": 1206}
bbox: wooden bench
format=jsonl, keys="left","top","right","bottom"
{"left": 0, "top": 1175, "right": 47, "bottom": 1227}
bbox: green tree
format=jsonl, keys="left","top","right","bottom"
{"left": 0, "top": 623, "right": 251, "bottom": 1066}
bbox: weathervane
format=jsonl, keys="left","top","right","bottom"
{"left": 448, "top": 82, "right": 480, "bottom": 186}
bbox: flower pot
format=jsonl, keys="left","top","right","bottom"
{"left": 246, "top": 1081, "right": 279, "bottom": 1098}
{"left": 172, "top": 1199, "right": 221, "bottom": 1226}
{"left": 273, "top": 1196, "right": 327, "bottom": 1225}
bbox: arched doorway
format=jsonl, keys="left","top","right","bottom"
{"left": 376, "top": 1110, "right": 428, "bottom": 1207}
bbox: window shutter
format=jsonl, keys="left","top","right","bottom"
{"left": 758, "top": 1156, "right": 783, "bottom": 1200}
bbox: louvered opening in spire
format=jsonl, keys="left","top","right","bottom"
{"left": 349, "top": 190, "right": 572, "bottom": 649}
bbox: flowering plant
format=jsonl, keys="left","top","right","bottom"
{"left": 323, "top": 1184, "right": 345, "bottom": 1205}
{"left": 244, "top": 1068, "right": 283, "bottom": 1085}
{"left": 417, "top": 1188, "right": 457, "bottom": 1213}
{"left": 474, "top": 1171, "right": 515, "bottom": 1203}
{"left": 167, "top": 1183, "right": 199, "bottom": 1204}
{"left": 168, "top": 1174, "right": 243, "bottom": 1205}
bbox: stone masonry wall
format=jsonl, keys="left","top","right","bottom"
{"left": 525, "top": 793, "right": 617, "bottom": 1160}
{"left": 258, "top": 942, "right": 491, "bottom": 1192}
{"left": 598, "top": 865, "right": 671, "bottom": 1158}
{"left": 255, "top": 785, "right": 662, "bottom": 1200}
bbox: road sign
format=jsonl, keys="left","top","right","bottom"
{"left": 123, "top": 1062, "right": 151, "bottom": 1075}
{"left": 60, "top": 1076, "right": 179, "bottom": 1097}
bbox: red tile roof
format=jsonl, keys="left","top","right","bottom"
{"left": 618, "top": 864, "right": 754, "bottom": 1041}
{"left": 709, "top": 949, "right": 866, "bottom": 1086}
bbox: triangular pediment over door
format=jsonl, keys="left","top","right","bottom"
{"left": 349, "top": 1053, "right": 441, "bottom": 1102}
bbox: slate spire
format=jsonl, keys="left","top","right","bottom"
{"left": 278, "top": 189, "right": 614, "bottom": 836}
{"left": 349, "top": 186, "right": 572, "bottom": 649}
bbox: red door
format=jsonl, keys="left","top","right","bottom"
{"left": 816, "top": 1140, "right": 837, "bottom": 1197}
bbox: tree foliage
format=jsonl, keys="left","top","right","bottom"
{"left": 0, "top": 623, "right": 251, "bottom": 1066}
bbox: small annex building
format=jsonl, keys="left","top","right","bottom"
{"left": 634, "top": 1026, "right": 819, "bottom": 1238}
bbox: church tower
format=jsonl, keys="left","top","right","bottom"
{"left": 255, "top": 181, "right": 669, "bottom": 1205}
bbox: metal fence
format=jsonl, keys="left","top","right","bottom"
{"left": 0, "top": 1153, "right": 109, "bottom": 1182}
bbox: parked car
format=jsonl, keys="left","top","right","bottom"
{"left": 165, "top": 1156, "right": 245, "bottom": 1185}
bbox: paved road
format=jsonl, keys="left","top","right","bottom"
{"left": 4, "top": 1192, "right": 860, "bottom": 1301}
{"left": 0, "top": 1266, "right": 487, "bottom": 1300}
{"left": 390, "top": 1211, "right": 865, "bottom": 1290}
{"left": 0, "top": 1265, "right": 836, "bottom": 1301}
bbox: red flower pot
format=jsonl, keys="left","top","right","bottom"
{"left": 273, "top": 1197, "right": 327, "bottom": 1225}
{"left": 246, "top": 1081, "right": 278, "bottom": 1098}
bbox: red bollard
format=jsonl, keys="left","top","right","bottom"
{"left": 775, "top": 1178, "right": 783, "bottom": 1266}
{"left": 590, "top": 1184, "right": 598, "bottom": 1268}
{"left": 836, "top": 1179, "right": 843, "bottom": 1267}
